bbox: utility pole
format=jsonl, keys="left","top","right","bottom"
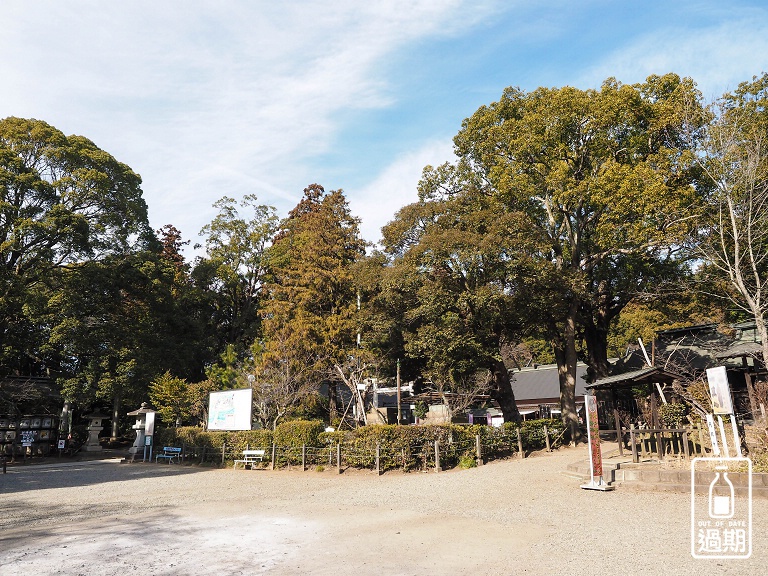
{"left": 396, "top": 358, "right": 402, "bottom": 425}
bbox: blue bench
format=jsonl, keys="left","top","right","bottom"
{"left": 155, "top": 446, "right": 182, "bottom": 464}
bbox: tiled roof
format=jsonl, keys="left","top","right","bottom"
{"left": 586, "top": 367, "right": 682, "bottom": 389}
{"left": 715, "top": 341, "right": 762, "bottom": 359}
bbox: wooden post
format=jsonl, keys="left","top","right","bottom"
{"left": 336, "top": 442, "right": 341, "bottom": 474}
{"left": 199, "top": 446, "right": 206, "bottom": 465}
{"left": 650, "top": 392, "right": 659, "bottom": 429}
{"left": 698, "top": 423, "right": 705, "bottom": 455}
{"left": 475, "top": 434, "right": 483, "bottom": 466}
{"left": 181, "top": 441, "right": 186, "bottom": 465}
{"left": 271, "top": 443, "right": 276, "bottom": 470}
{"left": 516, "top": 428, "right": 524, "bottom": 459}
{"left": 434, "top": 440, "right": 441, "bottom": 472}
{"left": 544, "top": 425, "right": 551, "bottom": 452}
{"left": 682, "top": 429, "right": 689, "bottom": 460}
{"left": 614, "top": 408, "right": 623, "bottom": 457}
{"left": 639, "top": 431, "right": 647, "bottom": 459}
{"left": 396, "top": 359, "right": 402, "bottom": 425}
{"left": 630, "top": 425, "right": 638, "bottom": 463}
{"left": 656, "top": 431, "right": 664, "bottom": 461}
{"left": 376, "top": 442, "right": 380, "bottom": 476}
{"left": 302, "top": 444, "right": 306, "bottom": 471}
{"left": 221, "top": 441, "right": 226, "bottom": 466}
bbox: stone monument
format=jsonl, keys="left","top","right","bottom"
{"left": 82, "top": 410, "right": 108, "bottom": 452}
{"left": 127, "top": 402, "right": 156, "bottom": 456}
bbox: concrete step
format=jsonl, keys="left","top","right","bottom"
{"left": 567, "top": 458, "right": 768, "bottom": 497}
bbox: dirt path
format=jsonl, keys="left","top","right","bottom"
{"left": 1, "top": 447, "right": 766, "bottom": 575}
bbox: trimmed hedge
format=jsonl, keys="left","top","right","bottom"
{"left": 155, "top": 427, "right": 273, "bottom": 456}
{"left": 274, "top": 420, "right": 325, "bottom": 447}
{"left": 152, "top": 418, "right": 566, "bottom": 471}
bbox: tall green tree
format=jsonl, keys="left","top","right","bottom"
{"left": 193, "top": 195, "right": 278, "bottom": 361}
{"left": 447, "top": 74, "right": 705, "bottom": 438}
{"left": 380, "top": 186, "right": 552, "bottom": 422}
{"left": 260, "top": 184, "right": 366, "bottom": 423}
{"left": 45, "top": 250, "right": 192, "bottom": 437}
{"left": 0, "top": 117, "right": 152, "bottom": 374}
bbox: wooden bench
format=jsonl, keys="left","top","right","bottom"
{"left": 234, "top": 449, "right": 266, "bottom": 470}
{"left": 155, "top": 446, "right": 182, "bottom": 464}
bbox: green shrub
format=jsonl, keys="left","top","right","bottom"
{"left": 459, "top": 454, "right": 477, "bottom": 469}
{"left": 659, "top": 402, "right": 689, "bottom": 428}
{"left": 274, "top": 420, "right": 325, "bottom": 447}
{"left": 154, "top": 426, "right": 273, "bottom": 461}
{"left": 152, "top": 418, "right": 565, "bottom": 471}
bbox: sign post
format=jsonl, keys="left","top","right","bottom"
{"left": 691, "top": 367, "right": 752, "bottom": 558}
{"left": 143, "top": 411, "right": 155, "bottom": 462}
{"left": 706, "top": 366, "right": 742, "bottom": 457}
{"left": 581, "top": 394, "right": 614, "bottom": 491}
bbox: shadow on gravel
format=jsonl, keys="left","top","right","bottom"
{"left": 0, "top": 502, "right": 175, "bottom": 536}
{"left": 0, "top": 503, "right": 178, "bottom": 546}
{"left": 0, "top": 461, "right": 219, "bottom": 495}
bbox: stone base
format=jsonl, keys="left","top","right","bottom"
{"left": 82, "top": 444, "right": 103, "bottom": 452}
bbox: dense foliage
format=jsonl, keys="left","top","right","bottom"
{"left": 2, "top": 72, "right": 765, "bottom": 437}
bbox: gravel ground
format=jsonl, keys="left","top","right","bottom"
{"left": 0, "top": 446, "right": 766, "bottom": 575}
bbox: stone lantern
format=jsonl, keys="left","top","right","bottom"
{"left": 82, "top": 410, "right": 108, "bottom": 452}
{"left": 127, "top": 402, "right": 156, "bottom": 456}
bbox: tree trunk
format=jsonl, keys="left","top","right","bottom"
{"left": 583, "top": 313, "right": 611, "bottom": 382}
{"left": 755, "top": 315, "right": 768, "bottom": 426}
{"left": 553, "top": 306, "right": 583, "bottom": 443}
{"left": 490, "top": 359, "right": 520, "bottom": 423}
{"left": 327, "top": 381, "right": 339, "bottom": 423}
{"left": 111, "top": 394, "right": 121, "bottom": 440}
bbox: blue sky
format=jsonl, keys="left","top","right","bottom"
{"left": 2, "top": 1, "right": 767, "bottom": 255}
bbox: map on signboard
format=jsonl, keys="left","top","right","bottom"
{"left": 207, "top": 388, "right": 252, "bottom": 431}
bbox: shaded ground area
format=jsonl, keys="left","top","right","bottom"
{"left": 1, "top": 446, "right": 766, "bottom": 575}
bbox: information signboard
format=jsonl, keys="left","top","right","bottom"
{"left": 706, "top": 366, "right": 734, "bottom": 415}
{"left": 21, "top": 430, "right": 34, "bottom": 447}
{"left": 207, "top": 388, "right": 253, "bottom": 431}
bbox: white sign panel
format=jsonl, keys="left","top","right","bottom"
{"left": 207, "top": 388, "right": 253, "bottom": 431}
{"left": 706, "top": 366, "right": 734, "bottom": 415}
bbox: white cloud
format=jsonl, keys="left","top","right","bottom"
{"left": 575, "top": 16, "right": 768, "bottom": 99}
{"left": 351, "top": 139, "right": 456, "bottom": 247}
{"left": 0, "top": 0, "right": 502, "bottom": 247}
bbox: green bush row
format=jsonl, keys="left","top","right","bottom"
{"left": 154, "top": 418, "right": 565, "bottom": 470}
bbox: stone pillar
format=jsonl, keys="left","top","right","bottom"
{"left": 127, "top": 403, "right": 155, "bottom": 456}
{"left": 82, "top": 411, "right": 108, "bottom": 452}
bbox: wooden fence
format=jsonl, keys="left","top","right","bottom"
{"left": 150, "top": 424, "right": 564, "bottom": 474}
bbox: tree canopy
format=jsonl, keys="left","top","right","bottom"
{"left": 4, "top": 71, "right": 767, "bottom": 436}
{"left": 444, "top": 74, "right": 706, "bottom": 435}
{"left": 0, "top": 117, "right": 153, "bottom": 375}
